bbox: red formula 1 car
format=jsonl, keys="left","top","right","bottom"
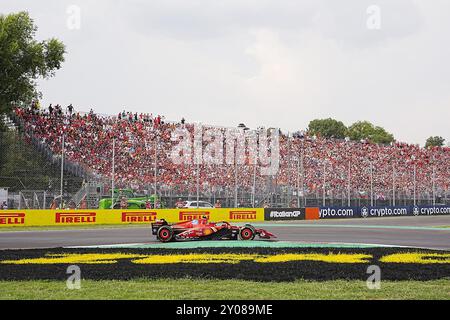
{"left": 151, "top": 217, "right": 276, "bottom": 242}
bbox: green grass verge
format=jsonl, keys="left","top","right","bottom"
{"left": 0, "top": 279, "right": 449, "bottom": 300}
{"left": 0, "top": 224, "right": 149, "bottom": 232}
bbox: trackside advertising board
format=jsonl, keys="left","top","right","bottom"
{"left": 319, "top": 205, "right": 450, "bottom": 219}
{"left": 264, "top": 208, "right": 305, "bottom": 221}
{"left": 0, "top": 208, "right": 264, "bottom": 228}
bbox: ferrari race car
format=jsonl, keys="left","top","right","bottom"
{"left": 151, "top": 217, "right": 276, "bottom": 242}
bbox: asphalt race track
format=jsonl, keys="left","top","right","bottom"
{"left": 0, "top": 215, "right": 449, "bottom": 250}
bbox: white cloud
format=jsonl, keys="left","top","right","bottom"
{"left": 1, "top": 0, "right": 449, "bottom": 144}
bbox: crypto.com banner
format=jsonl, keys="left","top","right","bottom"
{"left": 319, "top": 205, "right": 450, "bottom": 219}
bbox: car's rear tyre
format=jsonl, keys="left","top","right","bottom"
{"left": 157, "top": 226, "right": 173, "bottom": 242}
{"left": 239, "top": 226, "right": 255, "bottom": 241}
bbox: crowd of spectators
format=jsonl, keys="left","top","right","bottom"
{"left": 14, "top": 105, "right": 450, "bottom": 201}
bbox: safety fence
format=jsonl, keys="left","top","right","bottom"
{"left": 7, "top": 111, "right": 449, "bottom": 210}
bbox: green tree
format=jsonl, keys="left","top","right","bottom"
{"left": 307, "top": 118, "right": 348, "bottom": 139}
{"left": 347, "top": 121, "right": 394, "bottom": 144}
{"left": 425, "top": 136, "right": 445, "bottom": 148}
{"left": 0, "top": 12, "right": 65, "bottom": 115}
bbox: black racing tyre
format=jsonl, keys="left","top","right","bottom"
{"left": 157, "top": 226, "right": 174, "bottom": 242}
{"left": 239, "top": 226, "right": 255, "bottom": 241}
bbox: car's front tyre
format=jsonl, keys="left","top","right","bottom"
{"left": 238, "top": 226, "right": 255, "bottom": 240}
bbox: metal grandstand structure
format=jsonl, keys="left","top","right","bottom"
{"left": 1, "top": 111, "right": 448, "bottom": 209}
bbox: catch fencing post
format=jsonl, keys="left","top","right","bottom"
{"left": 196, "top": 162, "right": 200, "bottom": 208}
{"left": 370, "top": 162, "right": 374, "bottom": 207}
{"left": 234, "top": 159, "right": 238, "bottom": 208}
{"left": 154, "top": 134, "right": 158, "bottom": 198}
{"left": 297, "top": 157, "right": 300, "bottom": 208}
{"left": 301, "top": 147, "right": 306, "bottom": 207}
{"left": 252, "top": 156, "right": 257, "bottom": 208}
{"left": 322, "top": 161, "right": 326, "bottom": 207}
{"left": 432, "top": 166, "right": 436, "bottom": 206}
{"left": 347, "top": 160, "right": 351, "bottom": 206}
{"left": 413, "top": 164, "right": 416, "bottom": 206}
{"left": 60, "top": 133, "right": 65, "bottom": 209}
{"left": 392, "top": 164, "right": 396, "bottom": 206}
{"left": 111, "top": 137, "right": 115, "bottom": 209}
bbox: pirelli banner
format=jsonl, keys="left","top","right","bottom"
{"left": 0, "top": 208, "right": 264, "bottom": 228}
{"left": 319, "top": 205, "right": 450, "bottom": 219}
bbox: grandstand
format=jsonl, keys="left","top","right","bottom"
{"left": 3, "top": 105, "right": 450, "bottom": 209}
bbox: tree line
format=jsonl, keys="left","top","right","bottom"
{"left": 307, "top": 118, "right": 446, "bottom": 147}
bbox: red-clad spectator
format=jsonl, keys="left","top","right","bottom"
{"left": 175, "top": 198, "right": 184, "bottom": 208}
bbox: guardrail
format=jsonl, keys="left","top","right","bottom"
{"left": 0, "top": 208, "right": 264, "bottom": 227}
{"left": 1, "top": 205, "right": 448, "bottom": 227}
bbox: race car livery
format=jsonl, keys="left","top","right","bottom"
{"left": 151, "top": 217, "right": 275, "bottom": 242}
